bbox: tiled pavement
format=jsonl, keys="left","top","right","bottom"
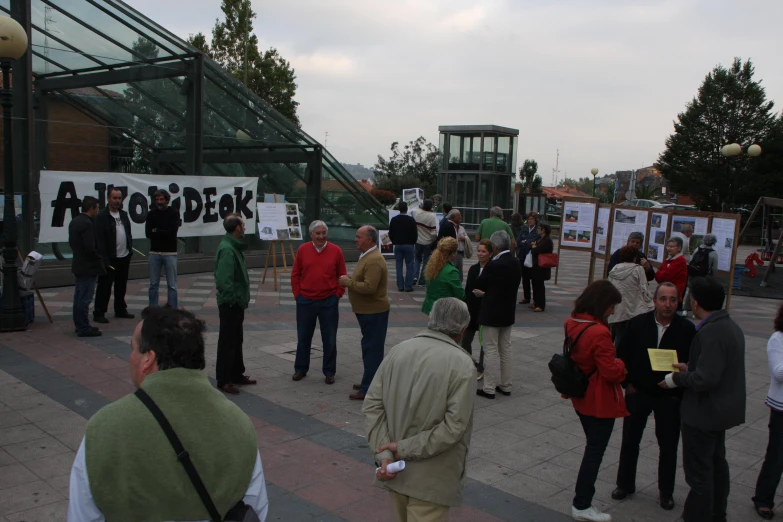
{"left": 0, "top": 243, "right": 780, "bottom": 521}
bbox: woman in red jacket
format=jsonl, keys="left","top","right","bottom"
{"left": 655, "top": 237, "right": 688, "bottom": 306}
{"left": 566, "top": 280, "right": 627, "bottom": 522}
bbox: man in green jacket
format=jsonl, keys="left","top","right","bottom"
{"left": 214, "top": 213, "right": 256, "bottom": 395}
{"left": 67, "top": 306, "right": 268, "bottom": 521}
{"left": 364, "top": 297, "right": 475, "bottom": 520}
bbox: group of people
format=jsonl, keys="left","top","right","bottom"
{"left": 68, "top": 188, "right": 181, "bottom": 337}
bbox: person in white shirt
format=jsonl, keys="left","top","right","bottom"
{"left": 94, "top": 188, "right": 135, "bottom": 323}
{"left": 411, "top": 199, "right": 437, "bottom": 287}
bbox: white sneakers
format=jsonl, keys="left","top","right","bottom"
{"left": 572, "top": 505, "right": 612, "bottom": 522}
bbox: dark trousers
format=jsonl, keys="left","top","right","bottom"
{"left": 414, "top": 244, "right": 432, "bottom": 286}
{"left": 681, "top": 423, "right": 730, "bottom": 522}
{"left": 294, "top": 294, "right": 339, "bottom": 376}
{"left": 574, "top": 412, "right": 615, "bottom": 510}
{"left": 610, "top": 320, "right": 630, "bottom": 345}
{"left": 754, "top": 408, "right": 783, "bottom": 509}
{"left": 216, "top": 304, "right": 246, "bottom": 387}
{"left": 520, "top": 265, "right": 532, "bottom": 301}
{"left": 532, "top": 277, "right": 546, "bottom": 310}
{"left": 73, "top": 275, "right": 97, "bottom": 334}
{"left": 394, "top": 244, "right": 415, "bottom": 291}
{"left": 460, "top": 327, "right": 484, "bottom": 372}
{"left": 94, "top": 255, "right": 130, "bottom": 317}
{"left": 356, "top": 311, "right": 389, "bottom": 394}
{"left": 616, "top": 392, "right": 681, "bottom": 496}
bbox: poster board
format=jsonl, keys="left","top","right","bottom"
{"left": 402, "top": 188, "right": 423, "bottom": 209}
{"left": 647, "top": 211, "right": 671, "bottom": 264}
{"left": 670, "top": 214, "right": 709, "bottom": 258}
{"left": 711, "top": 216, "right": 738, "bottom": 273}
{"left": 593, "top": 206, "right": 611, "bottom": 256}
{"left": 264, "top": 193, "right": 285, "bottom": 203}
{"left": 257, "top": 203, "right": 303, "bottom": 241}
{"left": 610, "top": 208, "right": 650, "bottom": 256}
{"left": 555, "top": 196, "right": 599, "bottom": 285}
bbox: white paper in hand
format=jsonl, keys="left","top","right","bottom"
{"left": 376, "top": 460, "right": 406, "bottom": 474}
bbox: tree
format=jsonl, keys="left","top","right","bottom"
{"left": 187, "top": 0, "right": 300, "bottom": 126}
{"left": 373, "top": 137, "right": 441, "bottom": 196}
{"left": 558, "top": 177, "right": 593, "bottom": 195}
{"left": 370, "top": 189, "right": 396, "bottom": 206}
{"left": 656, "top": 58, "right": 782, "bottom": 211}
{"left": 518, "top": 159, "right": 543, "bottom": 193}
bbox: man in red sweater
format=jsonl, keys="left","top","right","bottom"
{"left": 291, "top": 221, "right": 347, "bottom": 384}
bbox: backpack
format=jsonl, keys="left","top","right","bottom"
{"left": 688, "top": 247, "right": 713, "bottom": 277}
{"left": 548, "top": 323, "right": 597, "bottom": 398}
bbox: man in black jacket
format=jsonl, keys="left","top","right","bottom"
{"left": 94, "top": 187, "right": 134, "bottom": 323}
{"left": 608, "top": 231, "right": 655, "bottom": 281}
{"left": 473, "top": 230, "right": 522, "bottom": 399}
{"left": 68, "top": 196, "right": 104, "bottom": 337}
{"left": 145, "top": 189, "right": 181, "bottom": 307}
{"left": 659, "top": 277, "right": 746, "bottom": 522}
{"left": 388, "top": 201, "right": 417, "bottom": 292}
{"left": 612, "top": 282, "right": 696, "bottom": 510}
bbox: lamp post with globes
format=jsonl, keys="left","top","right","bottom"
{"left": 0, "top": 16, "right": 29, "bottom": 331}
{"left": 590, "top": 168, "right": 599, "bottom": 197}
{"left": 720, "top": 142, "right": 761, "bottom": 212}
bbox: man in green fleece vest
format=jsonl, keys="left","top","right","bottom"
{"left": 67, "top": 306, "right": 269, "bottom": 522}
{"left": 214, "top": 213, "right": 257, "bottom": 395}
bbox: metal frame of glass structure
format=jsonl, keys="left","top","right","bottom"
{"left": 437, "top": 125, "right": 519, "bottom": 228}
{"left": 1, "top": 0, "right": 387, "bottom": 284}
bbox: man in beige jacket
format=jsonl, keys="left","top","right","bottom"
{"left": 363, "top": 297, "right": 476, "bottom": 522}
{"left": 339, "top": 225, "right": 390, "bottom": 400}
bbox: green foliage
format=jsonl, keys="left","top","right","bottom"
{"left": 656, "top": 58, "right": 782, "bottom": 210}
{"left": 558, "top": 177, "right": 594, "bottom": 195}
{"left": 187, "top": 0, "right": 299, "bottom": 126}
{"left": 518, "top": 159, "right": 543, "bottom": 194}
{"left": 634, "top": 185, "right": 659, "bottom": 200}
{"left": 370, "top": 189, "right": 397, "bottom": 205}
{"left": 373, "top": 137, "right": 441, "bottom": 196}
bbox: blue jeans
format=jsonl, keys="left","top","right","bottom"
{"left": 149, "top": 254, "right": 178, "bottom": 308}
{"left": 73, "top": 275, "right": 97, "bottom": 334}
{"left": 356, "top": 311, "right": 389, "bottom": 394}
{"left": 414, "top": 243, "right": 432, "bottom": 285}
{"left": 294, "top": 294, "right": 339, "bottom": 376}
{"left": 394, "top": 244, "right": 415, "bottom": 290}
{"left": 574, "top": 412, "right": 615, "bottom": 510}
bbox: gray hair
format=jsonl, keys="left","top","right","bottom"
{"left": 666, "top": 236, "right": 683, "bottom": 249}
{"left": 680, "top": 224, "right": 694, "bottom": 234}
{"left": 654, "top": 281, "right": 679, "bottom": 300}
{"left": 309, "top": 220, "right": 328, "bottom": 234}
{"left": 490, "top": 230, "right": 511, "bottom": 252}
{"left": 490, "top": 206, "right": 503, "bottom": 218}
{"left": 446, "top": 209, "right": 460, "bottom": 220}
{"left": 364, "top": 226, "right": 378, "bottom": 245}
{"left": 428, "top": 297, "right": 470, "bottom": 337}
{"left": 628, "top": 231, "right": 645, "bottom": 243}
{"left": 702, "top": 233, "right": 717, "bottom": 247}
{"left": 433, "top": 194, "right": 442, "bottom": 201}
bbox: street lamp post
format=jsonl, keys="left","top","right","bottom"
{"left": 721, "top": 142, "right": 761, "bottom": 212}
{"left": 0, "top": 16, "right": 29, "bottom": 332}
{"left": 590, "top": 168, "right": 599, "bottom": 197}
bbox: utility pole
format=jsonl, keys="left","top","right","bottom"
{"left": 324, "top": 131, "right": 329, "bottom": 146}
{"left": 551, "top": 148, "right": 560, "bottom": 186}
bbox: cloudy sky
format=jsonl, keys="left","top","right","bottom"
{"left": 127, "top": 0, "right": 783, "bottom": 185}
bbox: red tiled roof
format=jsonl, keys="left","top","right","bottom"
{"left": 542, "top": 186, "right": 590, "bottom": 198}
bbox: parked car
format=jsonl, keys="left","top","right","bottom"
{"left": 657, "top": 203, "right": 698, "bottom": 211}
{"left": 618, "top": 199, "right": 662, "bottom": 208}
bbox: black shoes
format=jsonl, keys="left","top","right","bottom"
{"left": 115, "top": 312, "right": 135, "bottom": 319}
{"left": 78, "top": 329, "right": 102, "bottom": 337}
{"left": 659, "top": 495, "right": 675, "bottom": 511}
{"left": 93, "top": 315, "right": 109, "bottom": 324}
{"left": 495, "top": 386, "right": 511, "bottom": 396}
{"left": 476, "top": 389, "right": 495, "bottom": 399}
{"left": 611, "top": 487, "right": 634, "bottom": 500}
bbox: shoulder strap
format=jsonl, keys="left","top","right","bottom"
{"left": 572, "top": 323, "right": 598, "bottom": 346}
{"left": 134, "top": 388, "right": 222, "bottom": 522}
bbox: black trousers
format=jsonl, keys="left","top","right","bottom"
{"left": 520, "top": 265, "right": 532, "bottom": 301}
{"left": 681, "top": 423, "right": 730, "bottom": 522}
{"left": 216, "top": 304, "right": 246, "bottom": 387}
{"left": 460, "top": 327, "right": 484, "bottom": 373}
{"left": 532, "top": 278, "right": 546, "bottom": 310}
{"left": 616, "top": 391, "right": 681, "bottom": 496}
{"left": 94, "top": 255, "right": 130, "bottom": 317}
{"left": 753, "top": 408, "right": 783, "bottom": 509}
{"left": 574, "top": 412, "right": 615, "bottom": 510}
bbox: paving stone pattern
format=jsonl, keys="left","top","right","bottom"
{"left": 0, "top": 243, "right": 779, "bottom": 521}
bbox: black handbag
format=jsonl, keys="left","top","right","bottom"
{"left": 548, "top": 323, "right": 597, "bottom": 398}
{"left": 135, "top": 389, "right": 260, "bottom": 522}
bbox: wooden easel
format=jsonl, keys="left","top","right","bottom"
{"left": 262, "top": 240, "right": 297, "bottom": 291}
{"left": 16, "top": 246, "right": 53, "bottom": 324}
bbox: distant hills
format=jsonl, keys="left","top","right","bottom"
{"left": 341, "top": 163, "right": 374, "bottom": 180}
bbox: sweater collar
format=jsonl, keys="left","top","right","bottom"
{"left": 223, "top": 233, "right": 247, "bottom": 251}
{"left": 696, "top": 309, "right": 728, "bottom": 330}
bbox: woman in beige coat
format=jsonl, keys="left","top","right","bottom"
{"left": 608, "top": 245, "right": 653, "bottom": 344}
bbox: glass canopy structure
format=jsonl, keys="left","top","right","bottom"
{"left": 0, "top": 0, "right": 386, "bottom": 282}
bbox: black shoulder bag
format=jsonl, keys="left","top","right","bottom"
{"left": 135, "top": 389, "right": 260, "bottom": 522}
{"left": 548, "top": 323, "right": 597, "bottom": 398}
